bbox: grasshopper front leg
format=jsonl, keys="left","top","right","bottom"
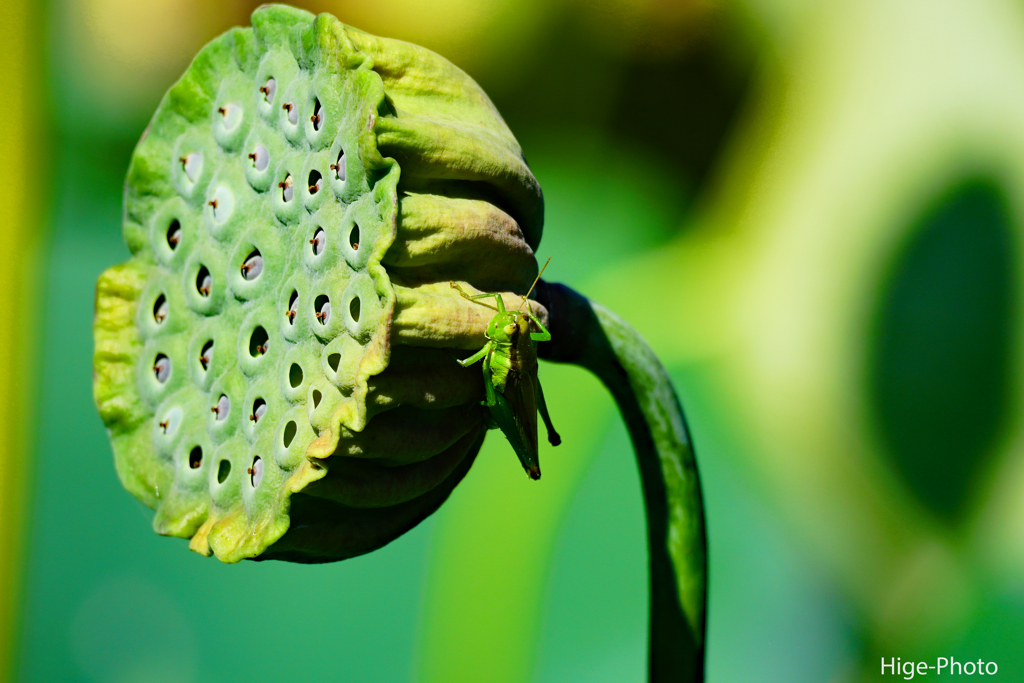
{"left": 458, "top": 345, "right": 489, "bottom": 368}
{"left": 457, "top": 342, "right": 498, "bottom": 407}
{"left": 480, "top": 348, "right": 498, "bottom": 407}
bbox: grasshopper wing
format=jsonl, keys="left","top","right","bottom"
{"left": 489, "top": 363, "right": 541, "bottom": 479}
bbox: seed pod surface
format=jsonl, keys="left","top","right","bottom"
{"left": 95, "top": 6, "right": 405, "bottom": 563}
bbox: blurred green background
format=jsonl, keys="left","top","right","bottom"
{"left": 4, "top": 0, "right": 1024, "bottom": 680}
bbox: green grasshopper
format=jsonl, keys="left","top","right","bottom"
{"left": 450, "top": 259, "right": 561, "bottom": 480}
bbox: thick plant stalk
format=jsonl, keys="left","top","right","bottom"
{"left": 536, "top": 281, "right": 707, "bottom": 682}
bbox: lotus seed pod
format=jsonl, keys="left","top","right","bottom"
{"left": 93, "top": 5, "right": 547, "bottom": 563}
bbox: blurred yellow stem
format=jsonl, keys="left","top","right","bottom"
{"left": 0, "top": 0, "right": 43, "bottom": 679}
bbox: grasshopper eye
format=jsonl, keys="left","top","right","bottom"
{"left": 503, "top": 323, "right": 517, "bottom": 337}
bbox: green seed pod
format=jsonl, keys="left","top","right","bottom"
{"left": 93, "top": 5, "right": 547, "bottom": 564}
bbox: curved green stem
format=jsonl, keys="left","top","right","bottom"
{"left": 536, "top": 281, "right": 707, "bottom": 682}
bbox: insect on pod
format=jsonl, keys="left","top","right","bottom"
{"left": 451, "top": 259, "right": 561, "bottom": 480}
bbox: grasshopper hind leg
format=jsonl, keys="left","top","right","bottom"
{"left": 537, "top": 380, "right": 561, "bottom": 446}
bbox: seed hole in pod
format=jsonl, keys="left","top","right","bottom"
{"left": 248, "top": 144, "right": 269, "bottom": 172}
{"left": 153, "top": 295, "right": 168, "bottom": 323}
{"left": 286, "top": 290, "right": 298, "bottom": 324}
{"left": 279, "top": 174, "right": 293, "bottom": 202}
{"left": 308, "top": 170, "right": 322, "bottom": 195}
{"left": 283, "top": 102, "right": 298, "bottom": 126}
{"left": 241, "top": 249, "right": 263, "bottom": 281}
{"left": 349, "top": 224, "right": 359, "bottom": 251}
{"left": 331, "top": 149, "right": 346, "bottom": 181}
{"left": 213, "top": 394, "right": 230, "bottom": 421}
{"left": 179, "top": 152, "right": 202, "bottom": 183}
{"left": 189, "top": 446, "right": 203, "bottom": 469}
{"left": 250, "top": 398, "right": 267, "bottom": 423}
{"left": 311, "top": 98, "right": 323, "bottom": 130}
{"left": 260, "top": 78, "right": 276, "bottom": 104}
{"left": 217, "top": 103, "right": 242, "bottom": 131}
{"left": 153, "top": 354, "right": 170, "bottom": 383}
{"left": 289, "top": 363, "right": 303, "bottom": 388}
{"left": 327, "top": 353, "right": 340, "bottom": 372}
{"left": 312, "top": 389, "right": 322, "bottom": 408}
{"left": 248, "top": 455, "right": 263, "bottom": 488}
{"left": 196, "top": 266, "right": 212, "bottom": 297}
{"left": 249, "top": 326, "right": 269, "bottom": 357}
{"left": 166, "top": 220, "right": 181, "bottom": 250}
{"left": 310, "top": 228, "right": 325, "bottom": 256}
{"left": 217, "top": 458, "right": 231, "bottom": 484}
{"left": 199, "top": 340, "right": 213, "bottom": 371}
{"left": 349, "top": 296, "right": 361, "bottom": 322}
{"left": 283, "top": 420, "right": 297, "bottom": 448}
{"left": 315, "top": 295, "right": 331, "bottom": 325}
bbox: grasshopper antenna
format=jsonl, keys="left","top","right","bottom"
{"left": 518, "top": 257, "right": 551, "bottom": 311}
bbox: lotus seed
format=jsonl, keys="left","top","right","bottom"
{"left": 331, "top": 150, "right": 346, "bottom": 181}
{"left": 209, "top": 186, "right": 234, "bottom": 223}
{"left": 283, "top": 102, "right": 298, "bottom": 126}
{"left": 259, "top": 78, "right": 276, "bottom": 104}
{"left": 248, "top": 144, "right": 269, "bottom": 171}
{"left": 188, "top": 446, "right": 203, "bottom": 469}
{"left": 213, "top": 394, "right": 229, "bottom": 420}
{"left": 153, "top": 295, "right": 168, "bottom": 323}
{"left": 217, "top": 103, "right": 242, "bottom": 131}
{"left": 350, "top": 224, "right": 359, "bottom": 250}
{"left": 166, "top": 220, "right": 181, "bottom": 249}
{"left": 279, "top": 175, "right": 293, "bottom": 202}
{"left": 241, "top": 250, "right": 263, "bottom": 280}
{"left": 250, "top": 398, "right": 267, "bottom": 423}
{"left": 153, "top": 354, "right": 170, "bottom": 383}
{"left": 196, "top": 267, "right": 212, "bottom": 296}
{"left": 308, "top": 170, "right": 322, "bottom": 195}
{"left": 180, "top": 152, "right": 202, "bottom": 183}
{"left": 248, "top": 456, "right": 263, "bottom": 488}
{"left": 311, "top": 99, "right": 323, "bottom": 130}
{"left": 310, "top": 228, "right": 325, "bottom": 256}
{"left": 249, "top": 327, "right": 269, "bottom": 356}
{"left": 160, "top": 407, "right": 182, "bottom": 435}
{"left": 315, "top": 295, "right": 331, "bottom": 325}
{"left": 286, "top": 291, "right": 298, "bottom": 324}
{"left": 199, "top": 340, "right": 213, "bottom": 370}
